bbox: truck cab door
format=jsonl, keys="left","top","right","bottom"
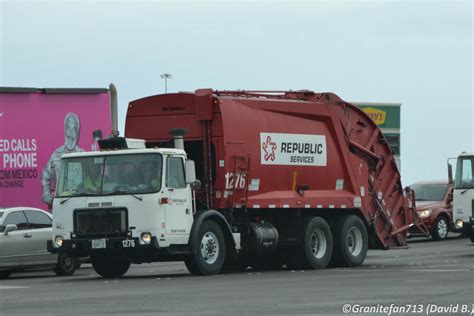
{"left": 163, "top": 156, "right": 193, "bottom": 239}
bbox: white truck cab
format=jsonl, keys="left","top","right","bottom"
{"left": 449, "top": 152, "right": 474, "bottom": 242}
{"left": 47, "top": 144, "right": 217, "bottom": 277}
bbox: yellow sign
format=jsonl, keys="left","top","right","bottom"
{"left": 362, "top": 107, "right": 386, "bottom": 125}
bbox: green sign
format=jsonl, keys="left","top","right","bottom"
{"left": 359, "top": 105, "right": 400, "bottom": 129}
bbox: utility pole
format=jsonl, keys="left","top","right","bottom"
{"left": 160, "top": 73, "right": 172, "bottom": 93}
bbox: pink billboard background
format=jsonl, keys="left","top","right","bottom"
{"left": 0, "top": 90, "right": 111, "bottom": 210}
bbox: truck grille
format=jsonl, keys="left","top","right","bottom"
{"left": 74, "top": 208, "right": 128, "bottom": 238}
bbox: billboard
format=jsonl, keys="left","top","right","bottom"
{"left": 0, "top": 88, "right": 111, "bottom": 210}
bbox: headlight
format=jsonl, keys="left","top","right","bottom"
{"left": 54, "top": 236, "right": 64, "bottom": 248}
{"left": 455, "top": 219, "right": 464, "bottom": 229}
{"left": 417, "top": 209, "right": 432, "bottom": 218}
{"left": 140, "top": 232, "right": 152, "bottom": 245}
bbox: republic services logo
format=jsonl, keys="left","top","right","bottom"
{"left": 262, "top": 136, "right": 277, "bottom": 161}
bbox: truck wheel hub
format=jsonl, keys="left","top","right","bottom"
{"left": 347, "top": 227, "right": 363, "bottom": 256}
{"left": 311, "top": 228, "right": 327, "bottom": 259}
{"left": 201, "top": 232, "right": 219, "bottom": 264}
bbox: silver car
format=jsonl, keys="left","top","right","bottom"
{"left": 0, "top": 207, "right": 78, "bottom": 279}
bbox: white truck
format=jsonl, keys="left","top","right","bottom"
{"left": 449, "top": 152, "right": 474, "bottom": 242}
{"left": 47, "top": 137, "right": 230, "bottom": 277}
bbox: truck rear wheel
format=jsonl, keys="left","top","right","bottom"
{"left": 331, "top": 215, "right": 368, "bottom": 267}
{"left": 91, "top": 253, "right": 131, "bottom": 278}
{"left": 186, "top": 220, "right": 226, "bottom": 275}
{"left": 290, "top": 217, "right": 333, "bottom": 270}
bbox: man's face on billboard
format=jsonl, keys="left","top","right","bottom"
{"left": 65, "top": 115, "right": 79, "bottom": 151}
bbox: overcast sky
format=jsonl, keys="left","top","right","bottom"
{"left": 1, "top": 0, "right": 472, "bottom": 185}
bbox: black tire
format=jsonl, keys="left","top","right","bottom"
{"left": 187, "top": 220, "right": 226, "bottom": 275}
{"left": 0, "top": 270, "right": 13, "bottom": 279}
{"left": 54, "top": 253, "right": 78, "bottom": 276}
{"left": 290, "top": 217, "right": 333, "bottom": 270}
{"left": 331, "top": 215, "right": 368, "bottom": 267}
{"left": 470, "top": 232, "right": 474, "bottom": 243}
{"left": 91, "top": 253, "right": 131, "bottom": 278}
{"left": 431, "top": 216, "right": 449, "bottom": 241}
{"left": 184, "top": 255, "right": 201, "bottom": 275}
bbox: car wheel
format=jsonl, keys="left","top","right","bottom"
{"left": 432, "top": 216, "right": 449, "bottom": 241}
{"left": 331, "top": 215, "right": 368, "bottom": 267}
{"left": 91, "top": 253, "right": 131, "bottom": 278}
{"left": 186, "top": 220, "right": 226, "bottom": 275}
{"left": 54, "top": 253, "right": 78, "bottom": 276}
{"left": 469, "top": 232, "right": 474, "bottom": 243}
{"left": 0, "top": 270, "right": 13, "bottom": 279}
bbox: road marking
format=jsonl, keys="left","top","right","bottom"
{"left": 0, "top": 285, "right": 31, "bottom": 290}
{"left": 406, "top": 269, "right": 471, "bottom": 272}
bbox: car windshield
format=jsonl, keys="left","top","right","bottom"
{"left": 454, "top": 157, "right": 474, "bottom": 190}
{"left": 411, "top": 184, "right": 448, "bottom": 201}
{"left": 56, "top": 153, "right": 162, "bottom": 198}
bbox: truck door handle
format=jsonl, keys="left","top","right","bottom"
{"left": 23, "top": 233, "right": 32, "bottom": 238}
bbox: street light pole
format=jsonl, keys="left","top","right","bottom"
{"left": 160, "top": 73, "right": 172, "bottom": 93}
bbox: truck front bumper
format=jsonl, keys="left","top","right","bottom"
{"left": 47, "top": 236, "right": 159, "bottom": 257}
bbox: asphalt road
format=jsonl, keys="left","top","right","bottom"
{"left": 0, "top": 235, "right": 473, "bottom": 316}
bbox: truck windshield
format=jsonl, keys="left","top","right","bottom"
{"left": 56, "top": 153, "right": 162, "bottom": 198}
{"left": 454, "top": 157, "right": 474, "bottom": 190}
{"left": 411, "top": 184, "right": 448, "bottom": 201}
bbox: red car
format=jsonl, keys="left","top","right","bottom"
{"left": 409, "top": 180, "right": 453, "bottom": 240}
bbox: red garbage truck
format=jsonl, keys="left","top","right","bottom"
{"left": 49, "top": 89, "right": 427, "bottom": 277}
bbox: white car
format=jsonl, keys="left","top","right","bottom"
{"left": 0, "top": 207, "right": 78, "bottom": 279}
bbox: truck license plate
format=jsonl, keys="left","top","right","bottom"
{"left": 92, "top": 239, "right": 106, "bottom": 249}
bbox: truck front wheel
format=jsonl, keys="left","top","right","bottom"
{"left": 91, "top": 253, "right": 131, "bottom": 278}
{"left": 186, "top": 220, "right": 226, "bottom": 275}
{"left": 331, "top": 215, "right": 368, "bottom": 267}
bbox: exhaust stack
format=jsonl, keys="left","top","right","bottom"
{"left": 169, "top": 128, "right": 188, "bottom": 150}
{"left": 109, "top": 83, "right": 119, "bottom": 137}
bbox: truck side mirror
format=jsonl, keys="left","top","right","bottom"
{"left": 448, "top": 162, "right": 453, "bottom": 184}
{"left": 185, "top": 160, "right": 196, "bottom": 184}
{"left": 3, "top": 224, "right": 18, "bottom": 236}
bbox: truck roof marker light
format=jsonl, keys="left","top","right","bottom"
{"left": 160, "top": 197, "right": 170, "bottom": 204}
